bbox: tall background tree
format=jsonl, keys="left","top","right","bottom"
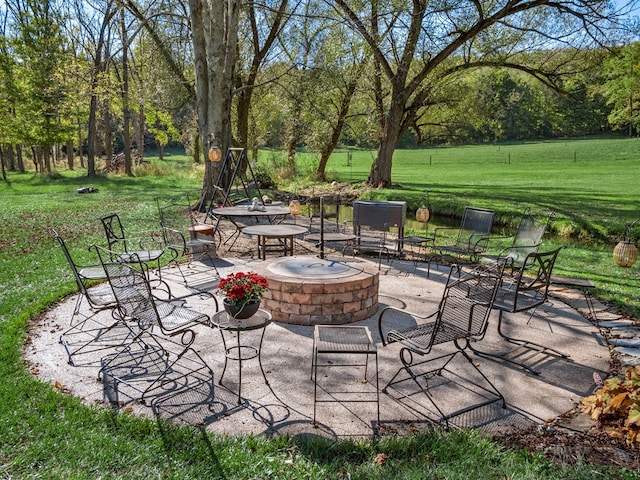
{"left": 332, "top": 0, "right": 636, "bottom": 186}
{"left": 7, "top": 0, "right": 71, "bottom": 173}
{"left": 188, "top": 0, "right": 239, "bottom": 203}
{"left": 602, "top": 42, "right": 640, "bottom": 136}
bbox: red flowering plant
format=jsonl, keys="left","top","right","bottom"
{"left": 217, "top": 271, "right": 269, "bottom": 307}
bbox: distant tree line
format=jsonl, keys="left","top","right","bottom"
{"left": 0, "top": 0, "right": 638, "bottom": 187}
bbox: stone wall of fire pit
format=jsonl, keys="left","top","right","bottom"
{"left": 259, "top": 256, "right": 379, "bottom": 325}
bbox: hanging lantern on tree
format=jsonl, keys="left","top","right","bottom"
{"left": 289, "top": 199, "right": 301, "bottom": 216}
{"left": 207, "top": 133, "right": 222, "bottom": 162}
{"left": 208, "top": 145, "right": 222, "bottom": 162}
{"left": 414, "top": 193, "right": 431, "bottom": 237}
{"left": 613, "top": 219, "right": 639, "bottom": 268}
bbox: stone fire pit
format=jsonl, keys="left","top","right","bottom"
{"left": 259, "top": 256, "right": 379, "bottom": 325}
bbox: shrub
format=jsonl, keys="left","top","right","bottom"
{"left": 581, "top": 366, "right": 640, "bottom": 445}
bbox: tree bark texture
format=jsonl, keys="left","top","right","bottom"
{"left": 189, "top": 0, "right": 239, "bottom": 207}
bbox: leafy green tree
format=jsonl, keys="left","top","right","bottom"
{"left": 333, "top": 0, "right": 635, "bottom": 186}
{"left": 0, "top": 28, "right": 26, "bottom": 174}
{"left": 145, "top": 107, "right": 180, "bottom": 160}
{"left": 7, "top": 0, "right": 72, "bottom": 173}
{"left": 601, "top": 42, "right": 640, "bottom": 136}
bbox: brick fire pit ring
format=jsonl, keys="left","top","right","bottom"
{"left": 259, "top": 256, "right": 379, "bottom": 325}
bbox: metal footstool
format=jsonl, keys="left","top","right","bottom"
{"left": 311, "top": 325, "right": 379, "bottom": 428}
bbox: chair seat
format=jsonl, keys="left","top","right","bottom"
{"left": 387, "top": 321, "right": 469, "bottom": 351}
{"left": 493, "top": 288, "right": 545, "bottom": 313}
{"left": 436, "top": 244, "right": 482, "bottom": 255}
{"left": 84, "top": 284, "right": 117, "bottom": 307}
{"left": 78, "top": 266, "right": 107, "bottom": 280}
{"left": 185, "top": 238, "right": 216, "bottom": 254}
{"left": 117, "top": 250, "right": 164, "bottom": 263}
{"left": 137, "top": 300, "right": 209, "bottom": 332}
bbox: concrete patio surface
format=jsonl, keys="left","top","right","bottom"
{"left": 24, "top": 253, "right": 612, "bottom": 440}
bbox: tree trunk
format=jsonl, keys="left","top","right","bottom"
{"left": 234, "top": 0, "right": 289, "bottom": 152}
{"left": 629, "top": 95, "right": 633, "bottom": 138}
{"left": 189, "top": 0, "right": 239, "bottom": 209}
{"left": 193, "top": 131, "right": 200, "bottom": 163}
{"left": 77, "top": 118, "right": 84, "bottom": 168}
{"left": 16, "top": 145, "right": 24, "bottom": 173}
{"left": 137, "top": 103, "right": 145, "bottom": 161}
{"left": 87, "top": 90, "right": 98, "bottom": 176}
{"left": 315, "top": 72, "right": 360, "bottom": 180}
{"left": 4, "top": 144, "right": 16, "bottom": 171}
{"left": 0, "top": 145, "right": 5, "bottom": 181}
{"left": 87, "top": 3, "right": 116, "bottom": 177}
{"left": 369, "top": 95, "right": 405, "bottom": 186}
{"left": 67, "top": 139, "right": 74, "bottom": 170}
{"left": 285, "top": 101, "right": 300, "bottom": 172}
{"left": 103, "top": 101, "right": 113, "bottom": 167}
{"left": 121, "top": 6, "right": 132, "bottom": 176}
{"left": 43, "top": 145, "right": 51, "bottom": 173}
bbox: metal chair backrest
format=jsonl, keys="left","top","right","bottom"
{"left": 156, "top": 196, "right": 191, "bottom": 249}
{"left": 505, "top": 212, "right": 551, "bottom": 268}
{"left": 157, "top": 194, "right": 199, "bottom": 230}
{"left": 308, "top": 195, "right": 340, "bottom": 226}
{"left": 493, "top": 247, "right": 562, "bottom": 314}
{"left": 51, "top": 228, "right": 114, "bottom": 310}
{"left": 92, "top": 244, "right": 210, "bottom": 340}
{"left": 455, "top": 207, "right": 495, "bottom": 248}
{"left": 380, "top": 265, "right": 504, "bottom": 352}
{"left": 429, "top": 265, "right": 503, "bottom": 349}
{"left": 92, "top": 246, "right": 165, "bottom": 330}
{"left": 100, "top": 213, "right": 128, "bottom": 255}
{"left": 52, "top": 228, "right": 91, "bottom": 298}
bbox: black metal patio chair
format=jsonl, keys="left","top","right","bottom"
{"left": 428, "top": 207, "right": 495, "bottom": 275}
{"left": 480, "top": 210, "right": 553, "bottom": 274}
{"left": 156, "top": 195, "right": 220, "bottom": 287}
{"left": 52, "top": 228, "right": 136, "bottom": 366}
{"left": 100, "top": 212, "right": 169, "bottom": 288}
{"left": 93, "top": 246, "right": 217, "bottom": 404}
{"left": 469, "top": 247, "right": 567, "bottom": 374}
{"left": 377, "top": 263, "right": 506, "bottom": 427}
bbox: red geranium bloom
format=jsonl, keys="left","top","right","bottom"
{"left": 218, "top": 271, "right": 269, "bottom": 306}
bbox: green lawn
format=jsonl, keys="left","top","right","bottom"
{"left": 1, "top": 140, "right": 639, "bottom": 479}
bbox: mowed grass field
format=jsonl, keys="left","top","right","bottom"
{"left": 318, "top": 137, "right": 640, "bottom": 238}
{"left": 0, "top": 137, "right": 639, "bottom": 479}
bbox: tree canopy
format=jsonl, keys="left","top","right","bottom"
{"left": 0, "top": 0, "right": 639, "bottom": 188}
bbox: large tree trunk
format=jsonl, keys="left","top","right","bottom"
{"left": 189, "top": 0, "right": 239, "bottom": 208}
{"left": 43, "top": 145, "right": 51, "bottom": 172}
{"left": 369, "top": 94, "right": 405, "bottom": 186}
{"left": 4, "top": 144, "right": 16, "bottom": 171}
{"left": 121, "top": 6, "right": 132, "bottom": 176}
{"left": 315, "top": 71, "right": 360, "bottom": 180}
{"left": 16, "top": 145, "right": 24, "bottom": 173}
{"left": 87, "top": 3, "right": 116, "bottom": 177}
{"left": 66, "top": 139, "right": 74, "bottom": 169}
